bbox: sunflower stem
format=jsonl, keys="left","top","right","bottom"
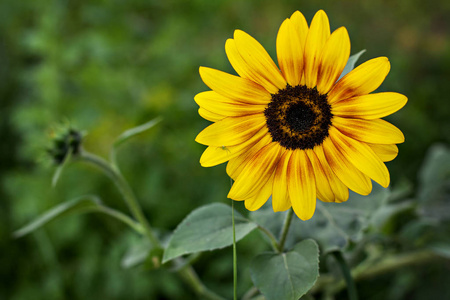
{"left": 256, "top": 225, "right": 279, "bottom": 252}
{"left": 277, "top": 208, "right": 294, "bottom": 252}
{"left": 331, "top": 251, "right": 358, "bottom": 300}
{"left": 78, "top": 150, "right": 160, "bottom": 247}
{"left": 232, "top": 199, "right": 238, "bottom": 300}
{"left": 178, "top": 265, "right": 226, "bottom": 300}
{"left": 79, "top": 150, "right": 225, "bottom": 300}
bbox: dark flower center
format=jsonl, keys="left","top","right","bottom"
{"left": 264, "top": 85, "right": 332, "bottom": 150}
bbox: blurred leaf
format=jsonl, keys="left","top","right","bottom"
{"left": 417, "top": 143, "right": 450, "bottom": 220}
{"left": 113, "top": 117, "right": 162, "bottom": 149}
{"left": 13, "top": 195, "right": 102, "bottom": 238}
{"left": 429, "top": 243, "right": 450, "bottom": 259}
{"left": 251, "top": 183, "right": 389, "bottom": 253}
{"left": 13, "top": 195, "right": 143, "bottom": 238}
{"left": 250, "top": 239, "right": 319, "bottom": 300}
{"left": 162, "top": 203, "right": 257, "bottom": 263}
{"left": 371, "top": 200, "right": 416, "bottom": 232}
{"left": 121, "top": 238, "right": 164, "bottom": 269}
{"left": 121, "top": 238, "right": 152, "bottom": 269}
{"left": 338, "top": 49, "right": 366, "bottom": 80}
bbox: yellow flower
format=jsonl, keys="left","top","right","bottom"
{"left": 195, "top": 10, "right": 407, "bottom": 220}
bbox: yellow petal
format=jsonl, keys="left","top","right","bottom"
{"left": 195, "top": 91, "right": 266, "bottom": 117}
{"left": 276, "top": 19, "right": 303, "bottom": 86}
{"left": 245, "top": 174, "right": 274, "bottom": 211}
{"left": 330, "top": 127, "right": 390, "bottom": 188}
{"left": 272, "top": 150, "right": 292, "bottom": 212}
{"left": 199, "top": 67, "right": 271, "bottom": 104}
{"left": 228, "top": 142, "right": 283, "bottom": 200}
{"left": 288, "top": 150, "right": 317, "bottom": 221}
{"left": 323, "top": 136, "right": 372, "bottom": 195}
{"left": 368, "top": 143, "right": 399, "bottom": 162}
{"left": 195, "top": 114, "right": 265, "bottom": 146}
{"left": 233, "top": 30, "right": 287, "bottom": 94}
{"left": 317, "top": 27, "right": 351, "bottom": 94}
{"left": 198, "top": 108, "right": 224, "bottom": 122}
{"left": 226, "top": 133, "right": 272, "bottom": 180}
{"left": 332, "top": 116, "right": 405, "bottom": 144}
{"left": 313, "top": 145, "right": 349, "bottom": 203}
{"left": 332, "top": 92, "right": 408, "bottom": 119}
{"left": 303, "top": 10, "right": 330, "bottom": 89}
{"left": 200, "top": 126, "right": 269, "bottom": 167}
{"left": 305, "top": 149, "right": 335, "bottom": 203}
{"left": 328, "top": 57, "right": 391, "bottom": 104}
{"left": 290, "top": 11, "right": 309, "bottom": 49}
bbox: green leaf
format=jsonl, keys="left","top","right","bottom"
{"left": 113, "top": 117, "right": 162, "bottom": 149}
{"left": 250, "top": 239, "right": 319, "bottom": 300}
{"left": 371, "top": 200, "right": 416, "bottom": 232}
{"left": 13, "top": 195, "right": 143, "bottom": 238}
{"left": 251, "top": 183, "right": 389, "bottom": 253}
{"left": 162, "top": 203, "right": 257, "bottom": 263}
{"left": 121, "top": 238, "right": 164, "bottom": 269}
{"left": 429, "top": 242, "right": 450, "bottom": 259}
{"left": 417, "top": 144, "right": 450, "bottom": 220}
{"left": 13, "top": 196, "right": 102, "bottom": 238}
{"left": 338, "top": 49, "right": 366, "bottom": 80}
{"left": 121, "top": 238, "right": 152, "bottom": 269}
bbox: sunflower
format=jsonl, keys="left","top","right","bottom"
{"left": 195, "top": 10, "right": 407, "bottom": 220}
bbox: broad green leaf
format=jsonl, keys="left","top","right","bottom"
{"left": 338, "top": 49, "right": 366, "bottom": 80}
{"left": 162, "top": 203, "right": 257, "bottom": 263}
{"left": 250, "top": 239, "right": 319, "bottom": 300}
{"left": 113, "top": 117, "right": 162, "bottom": 148}
{"left": 417, "top": 144, "right": 450, "bottom": 220}
{"left": 13, "top": 195, "right": 143, "bottom": 238}
{"left": 251, "top": 183, "right": 389, "bottom": 253}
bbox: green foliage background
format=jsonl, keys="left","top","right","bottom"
{"left": 1, "top": 0, "right": 449, "bottom": 299}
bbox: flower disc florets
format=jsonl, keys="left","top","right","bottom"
{"left": 264, "top": 85, "right": 332, "bottom": 150}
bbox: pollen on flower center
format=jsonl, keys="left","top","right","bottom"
{"left": 264, "top": 85, "right": 333, "bottom": 150}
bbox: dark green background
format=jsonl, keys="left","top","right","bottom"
{"left": 1, "top": 0, "right": 449, "bottom": 299}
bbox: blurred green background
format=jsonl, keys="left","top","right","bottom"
{"left": 1, "top": 0, "right": 449, "bottom": 299}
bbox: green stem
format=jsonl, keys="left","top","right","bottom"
{"left": 178, "top": 266, "right": 226, "bottom": 300}
{"left": 312, "top": 250, "right": 439, "bottom": 295}
{"left": 256, "top": 225, "right": 279, "bottom": 252}
{"left": 277, "top": 208, "right": 294, "bottom": 252}
{"left": 232, "top": 200, "right": 237, "bottom": 300}
{"left": 79, "top": 150, "right": 160, "bottom": 247}
{"left": 79, "top": 150, "right": 225, "bottom": 300}
{"left": 92, "top": 205, "right": 145, "bottom": 234}
{"left": 331, "top": 251, "right": 358, "bottom": 300}
{"left": 241, "top": 286, "right": 258, "bottom": 300}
